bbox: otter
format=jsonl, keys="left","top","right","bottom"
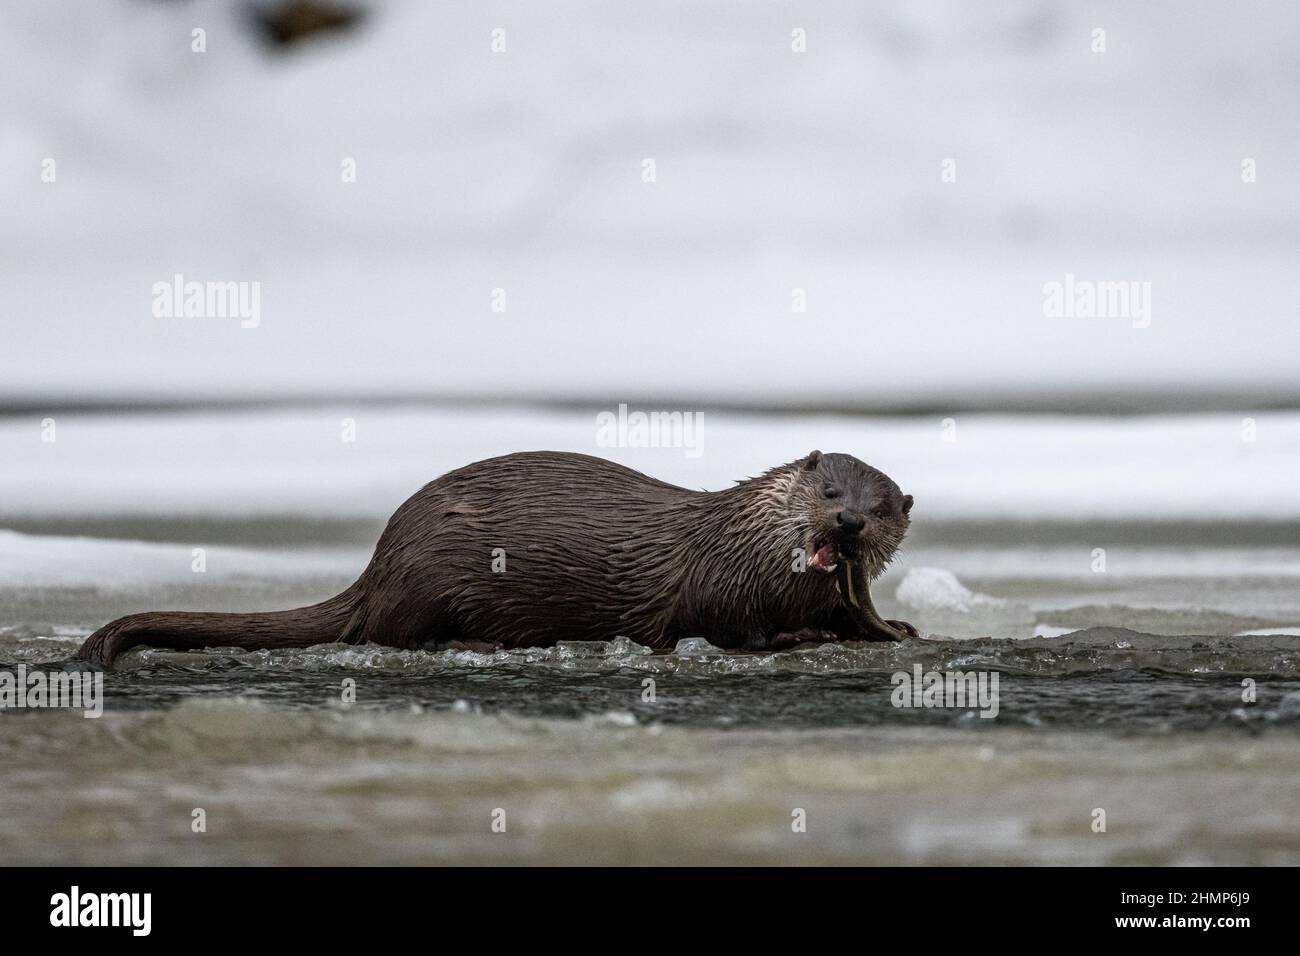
{"left": 77, "top": 450, "right": 918, "bottom": 666}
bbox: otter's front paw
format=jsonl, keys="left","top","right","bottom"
{"left": 886, "top": 619, "right": 920, "bottom": 639}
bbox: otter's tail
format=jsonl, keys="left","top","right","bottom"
{"left": 76, "top": 586, "right": 362, "bottom": 667}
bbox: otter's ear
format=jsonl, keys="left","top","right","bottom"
{"left": 803, "top": 450, "right": 822, "bottom": 470}
{"left": 901, "top": 494, "right": 914, "bottom": 516}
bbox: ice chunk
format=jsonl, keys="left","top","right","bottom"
{"left": 895, "top": 567, "right": 1007, "bottom": 613}
{"left": 893, "top": 567, "right": 1035, "bottom": 640}
{"left": 674, "top": 637, "right": 724, "bottom": 657}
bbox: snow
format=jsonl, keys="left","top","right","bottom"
{"left": 3, "top": 406, "right": 1299, "bottom": 521}
{"left": 2, "top": 0, "right": 1298, "bottom": 407}
{"left": 0, "top": 529, "right": 359, "bottom": 589}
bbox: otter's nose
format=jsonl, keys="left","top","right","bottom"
{"left": 836, "top": 510, "right": 866, "bottom": 534}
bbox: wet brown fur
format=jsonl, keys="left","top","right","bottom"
{"left": 77, "top": 451, "right": 915, "bottom": 666}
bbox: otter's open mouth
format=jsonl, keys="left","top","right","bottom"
{"left": 807, "top": 536, "right": 840, "bottom": 573}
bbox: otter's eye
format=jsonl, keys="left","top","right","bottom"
{"left": 871, "top": 506, "right": 889, "bottom": 519}
{"left": 822, "top": 485, "right": 842, "bottom": 499}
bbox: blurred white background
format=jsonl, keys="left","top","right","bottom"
{"left": 3, "top": 0, "right": 1297, "bottom": 409}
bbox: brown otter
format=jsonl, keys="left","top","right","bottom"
{"left": 77, "top": 450, "right": 917, "bottom": 666}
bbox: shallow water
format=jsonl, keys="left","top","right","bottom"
{"left": 4, "top": 599, "right": 1300, "bottom": 864}
{"left": 3, "top": 690, "right": 1299, "bottom": 866}
{"left": 7, "top": 630, "right": 1300, "bottom": 732}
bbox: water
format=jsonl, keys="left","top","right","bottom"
{"left": 6, "top": 632, "right": 1299, "bottom": 731}
{"left": 4, "top": 536, "right": 1300, "bottom": 865}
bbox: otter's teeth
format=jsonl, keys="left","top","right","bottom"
{"left": 808, "top": 542, "right": 838, "bottom": 573}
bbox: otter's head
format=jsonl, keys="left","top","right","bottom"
{"left": 792, "top": 450, "right": 913, "bottom": 579}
